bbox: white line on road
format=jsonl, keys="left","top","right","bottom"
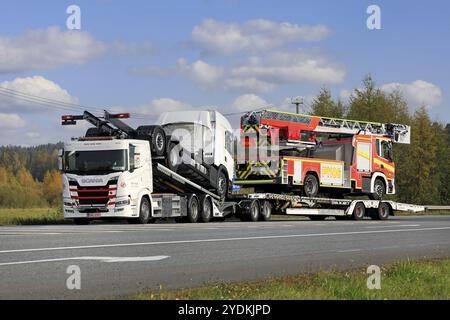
{"left": 0, "top": 226, "right": 449, "bottom": 255}
{"left": 0, "top": 255, "right": 170, "bottom": 267}
{"left": 338, "top": 249, "right": 362, "bottom": 253}
{"left": 364, "top": 224, "right": 420, "bottom": 228}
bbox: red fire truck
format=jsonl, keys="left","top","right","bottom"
{"left": 234, "top": 109, "right": 410, "bottom": 200}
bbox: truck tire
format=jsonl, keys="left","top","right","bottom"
{"left": 216, "top": 169, "right": 228, "bottom": 201}
{"left": 74, "top": 218, "right": 90, "bottom": 225}
{"left": 129, "top": 197, "right": 151, "bottom": 224}
{"left": 374, "top": 202, "right": 390, "bottom": 220}
{"left": 167, "top": 143, "right": 182, "bottom": 172}
{"left": 369, "top": 179, "right": 385, "bottom": 200}
{"left": 187, "top": 194, "right": 200, "bottom": 223}
{"left": 241, "top": 199, "right": 260, "bottom": 222}
{"left": 199, "top": 195, "right": 212, "bottom": 223}
{"left": 352, "top": 202, "right": 366, "bottom": 220}
{"left": 151, "top": 127, "right": 166, "bottom": 157}
{"left": 259, "top": 201, "right": 272, "bottom": 221}
{"left": 136, "top": 125, "right": 167, "bottom": 157}
{"left": 303, "top": 174, "right": 319, "bottom": 197}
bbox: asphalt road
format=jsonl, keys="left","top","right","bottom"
{"left": 0, "top": 215, "right": 449, "bottom": 299}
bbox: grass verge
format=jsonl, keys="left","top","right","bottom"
{"left": 0, "top": 208, "right": 69, "bottom": 225}
{"left": 131, "top": 259, "right": 450, "bottom": 300}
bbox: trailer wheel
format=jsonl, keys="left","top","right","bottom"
{"left": 199, "top": 195, "right": 212, "bottom": 223}
{"left": 259, "top": 201, "right": 272, "bottom": 221}
{"left": 374, "top": 202, "right": 390, "bottom": 220}
{"left": 303, "top": 174, "right": 319, "bottom": 197}
{"left": 352, "top": 202, "right": 366, "bottom": 220}
{"left": 241, "top": 199, "right": 260, "bottom": 222}
{"left": 187, "top": 194, "right": 200, "bottom": 223}
{"left": 167, "top": 143, "right": 182, "bottom": 172}
{"left": 73, "top": 218, "right": 90, "bottom": 225}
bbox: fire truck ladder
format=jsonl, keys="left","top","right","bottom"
{"left": 259, "top": 110, "right": 410, "bottom": 143}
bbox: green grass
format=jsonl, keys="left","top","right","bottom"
{"left": 0, "top": 208, "right": 69, "bottom": 225}
{"left": 131, "top": 259, "right": 450, "bottom": 300}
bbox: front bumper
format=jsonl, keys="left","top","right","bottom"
{"left": 63, "top": 202, "right": 137, "bottom": 219}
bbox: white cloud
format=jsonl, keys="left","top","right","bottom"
{"left": 230, "top": 94, "right": 268, "bottom": 112}
{"left": 225, "top": 77, "right": 274, "bottom": 94}
{"left": 192, "top": 19, "right": 330, "bottom": 54}
{"left": 25, "top": 132, "right": 40, "bottom": 139}
{"left": 0, "top": 113, "right": 25, "bottom": 129}
{"left": 227, "top": 50, "right": 345, "bottom": 92}
{"left": 0, "top": 76, "right": 79, "bottom": 112}
{"left": 0, "top": 26, "right": 106, "bottom": 73}
{"left": 176, "top": 58, "right": 224, "bottom": 86}
{"left": 136, "top": 98, "right": 192, "bottom": 116}
{"left": 381, "top": 80, "right": 442, "bottom": 108}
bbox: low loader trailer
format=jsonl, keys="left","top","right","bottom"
{"left": 60, "top": 110, "right": 424, "bottom": 224}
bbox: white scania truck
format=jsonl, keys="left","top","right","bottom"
{"left": 60, "top": 110, "right": 233, "bottom": 224}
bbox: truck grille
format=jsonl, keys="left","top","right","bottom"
{"left": 69, "top": 179, "right": 118, "bottom": 206}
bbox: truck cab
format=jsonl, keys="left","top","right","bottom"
{"left": 60, "top": 138, "right": 153, "bottom": 224}
{"left": 157, "top": 110, "right": 234, "bottom": 199}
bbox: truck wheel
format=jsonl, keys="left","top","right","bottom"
{"left": 369, "top": 179, "right": 385, "bottom": 200}
{"left": 74, "top": 218, "right": 90, "bottom": 225}
{"left": 216, "top": 169, "right": 228, "bottom": 201}
{"left": 151, "top": 127, "right": 166, "bottom": 157}
{"left": 259, "top": 201, "right": 272, "bottom": 221}
{"left": 374, "top": 202, "right": 390, "bottom": 220}
{"left": 303, "top": 174, "right": 319, "bottom": 197}
{"left": 199, "top": 195, "right": 212, "bottom": 223}
{"left": 129, "top": 197, "right": 151, "bottom": 224}
{"left": 187, "top": 194, "right": 199, "bottom": 223}
{"left": 241, "top": 199, "right": 260, "bottom": 222}
{"left": 167, "top": 143, "right": 182, "bottom": 172}
{"left": 352, "top": 202, "right": 366, "bottom": 220}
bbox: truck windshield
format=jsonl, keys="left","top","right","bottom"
{"left": 64, "top": 150, "right": 127, "bottom": 174}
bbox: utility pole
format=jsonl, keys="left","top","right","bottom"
{"left": 291, "top": 97, "right": 304, "bottom": 114}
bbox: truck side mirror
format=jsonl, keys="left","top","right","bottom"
{"left": 57, "top": 149, "right": 64, "bottom": 171}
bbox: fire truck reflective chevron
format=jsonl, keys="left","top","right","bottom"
{"left": 374, "top": 158, "right": 395, "bottom": 173}
{"left": 357, "top": 149, "right": 370, "bottom": 160}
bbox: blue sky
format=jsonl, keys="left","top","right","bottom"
{"left": 0, "top": 0, "right": 448, "bottom": 145}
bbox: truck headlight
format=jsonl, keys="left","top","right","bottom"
{"left": 115, "top": 198, "right": 131, "bottom": 207}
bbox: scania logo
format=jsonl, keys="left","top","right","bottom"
{"left": 81, "top": 178, "right": 103, "bottom": 184}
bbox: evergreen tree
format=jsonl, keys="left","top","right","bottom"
{"left": 310, "top": 88, "right": 345, "bottom": 118}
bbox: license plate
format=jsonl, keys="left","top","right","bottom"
{"left": 87, "top": 212, "right": 101, "bottom": 218}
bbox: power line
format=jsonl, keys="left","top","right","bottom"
{"left": 0, "top": 85, "right": 268, "bottom": 121}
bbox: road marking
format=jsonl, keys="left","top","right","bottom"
{"left": 0, "top": 255, "right": 169, "bottom": 267}
{"left": 338, "top": 249, "right": 362, "bottom": 253}
{"left": 0, "top": 226, "right": 449, "bottom": 255}
{"left": 0, "top": 232, "right": 62, "bottom": 236}
{"left": 364, "top": 224, "right": 420, "bottom": 228}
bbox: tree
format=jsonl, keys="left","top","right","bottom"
{"left": 43, "top": 170, "right": 63, "bottom": 207}
{"left": 347, "top": 75, "right": 392, "bottom": 123}
{"left": 399, "top": 106, "right": 438, "bottom": 204}
{"left": 310, "top": 88, "right": 345, "bottom": 118}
